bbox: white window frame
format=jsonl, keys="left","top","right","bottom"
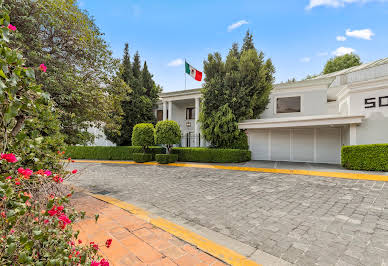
{"left": 274, "top": 95, "right": 304, "bottom": 115}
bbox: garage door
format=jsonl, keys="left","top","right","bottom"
{"left": 249, "top": 127, "right": 342, "bottom": 164}
{"left": 316, "top": 127, "right": 341, "bottom": 164}
{"left": 249, "top": 129, "right": 269, "bottom": 160}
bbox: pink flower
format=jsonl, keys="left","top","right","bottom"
{"left": 43, "top": 170, "right": 52, "bottom": 176}
{"left": 18, "top": 168, "right": 33, "bottom": 179}
{"left": 25, "top": 200, "right": 31, "bottom": 207}
{"left": 91, "top": 261, "right": 100, "bottom": 266}
{"left": 44, "top": 219, "right": 49, "bottom": 224}
{"left": 47, "top": 205, "right": 58, "bottom": 216}
{"left": 58, "top": 214, "right": 72, "bottom": 229}
{"left": 15, "top": 181, "right": 20, "bottom": 185}
{"left": 71, "top": 169, "right": 78, "bottom": 174}
{"left": 105, "top": 239, "right": 112, "bottom": 248}
{"left": 78, "top": 239, "right": 82, "bottom": 244}
{"left": 7, "top": 24, "right": 16, "bottom": 31}
{"left": 100, "top": 259, "right": 109, "bottom": 266}
{"left": 1, "top": 153, "right": 18, "bottom": 163}
{"left": 5, "top": 176, "right": 11, "bottom": 180}
{"left": 53, "top": 175, "right": 63, "bottom": 183}
{"left": 39, "top": 64, "right": 47, "bottom": 72}
{"left": 1, "top": 212, "right": 5, "bottom": 218}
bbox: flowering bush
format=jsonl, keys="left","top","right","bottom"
{"left": 0, "top": 152, "right": 110, "bottom": 265}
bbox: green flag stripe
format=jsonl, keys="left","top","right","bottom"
{"left": 185, "top": 61, "right": 191, "bottom": 74}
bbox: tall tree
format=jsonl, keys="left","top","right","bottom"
{"left": 4, "top": 0, "right": 119, "bottom": 145}
{"left": 200, "top": 33, "right": 275, "bottom": 148}
{"left": 323, "top": 53, "right": 362, "bottom": 74}
{"left": 104, "top": 46, "right": 161, "bottom": 146}
{"left": 121, "top": 43, "right": 132, "bottom": 84}
{"left": 241, "top": 30, "right": 255, "bottom": 52}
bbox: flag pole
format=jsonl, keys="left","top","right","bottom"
{"left": 184, "top": 59, "right": 186, "bottom": 90}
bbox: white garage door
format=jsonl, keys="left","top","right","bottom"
{"left": 249, "top": 127, "right": 342, "bottom": 164}
{"left": 271, "top": 129, "right": 291, "bottom": 161}
{"left": 249, "top": 130, "right": 269, "bottom": 160}
{"left": 316, "top": 127, "right": 341, "bottom": 164}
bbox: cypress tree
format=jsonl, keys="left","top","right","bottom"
{"left": 121, "top": 43, "right": 132, "bottom": 84}
{"left": 241, "top": 30, "right": 255, "bottom": 52}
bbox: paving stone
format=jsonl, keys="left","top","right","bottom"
{"left": 71, "top": 163, "right": 388, "bottom": 265}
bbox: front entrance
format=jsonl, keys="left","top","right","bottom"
{"left": 249, "top": 127, "right": 342, "bottom": 164}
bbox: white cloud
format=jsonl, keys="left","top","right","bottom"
{"left": 346, "top": 28, "right": 374, "bottom": 40}
{"left": 167, "top": 58, "right": 184, "bottom": 67}
{"left": 300, "top": 57, "right": 311, "bottom": 63}
{"left": 306, "top": 0, "right": 387, "bottom": 10}
{"left": 317, "top": 51, "right": 329, "bottom": 56}
{"left": 332, "top": 46, "right": 356, "bottom": 56}
{"left": 227, "top": 20, "right": 249, "bottom": 32}
{"left": 336, "top": 36, "right": 347, "bottom": 41}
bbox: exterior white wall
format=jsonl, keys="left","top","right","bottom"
{"left": 87, "top": 126, "right": 115, "bottom": 146}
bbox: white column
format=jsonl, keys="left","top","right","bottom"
{"left": 194, "top": 97, "right": 200, "bottom": 147}
{"left": 349, "top": 124, "right": 357, "bottom": 145}
{"left": 162, "top": 101, "right": 167, "bottom": 121}
{"left": 168, "top": 101, "right": 172, "bottom": 120}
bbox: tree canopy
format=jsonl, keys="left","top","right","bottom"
{"left": 323, "top": 53, "right": 362, "bottom": 74}
{"left": 200, "top": 31, "right": 275, "bottom": 148}
{"left": 5, "top": 0, "right": 120, "bottom": 145}
{"left": 104, "top": 44, "right": 161, "bottom": 146}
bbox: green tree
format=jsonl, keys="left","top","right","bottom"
{"left": 323, "top": 53, "right": 362, "bottom": 74}
{"left": 105, "top": 46, "right": 161, "bottom": 146}
{"left": 4, "top": 0, "right": 119, "bottom": 145}
{"left": 121, "top": 43, "right": 132, "bottom": 84}
{"left": 241, "top": 30, "right": 255, "bottom": 52}
{"left": 155, "top": 120, "right": 181, "bottom": 153}
{"left": 131, "top": 123, "right": 155, "bottom": 152}
{"left": 200, "top": 33, "right": 275, "bottom": 148}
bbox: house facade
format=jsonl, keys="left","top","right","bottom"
{"left": 156, "top": 57, "right": 388, "bottom": 164}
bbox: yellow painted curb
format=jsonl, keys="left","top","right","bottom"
{"left": 74, "top": 160, "right": 388, "bottom": 182}
{"left": 86, "top": 192, "right": 260, "bottom": 266}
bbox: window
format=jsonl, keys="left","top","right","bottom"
{"left": 186, "top": 108, "right": 195, "bottom": 120}
{"left": 276, "top": 96, "right": 301, "bottom": 113}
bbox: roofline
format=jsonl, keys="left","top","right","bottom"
{"left": 160, "top": 88, "right": 201, "bottom": 98}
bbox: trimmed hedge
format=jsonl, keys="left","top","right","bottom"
{"left": 65, "top": 146, "right": 165, "bottom": 160}
{"left": 133, "top": 153, "right": 153, "bottom": 163}
{"left": 155, "top": 154, "right": 178, "bottom": 164}
{"left": 171, "top": 148, "right": 251, "bottom": 163}
{"left": 342, "top": 144, "right": 388, "bottom": 171}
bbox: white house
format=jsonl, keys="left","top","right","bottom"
{"left": 156, "top": 57, "right": 388, "bottom": 164}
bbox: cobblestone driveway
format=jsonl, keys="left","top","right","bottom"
{"left": 70, "top": 162, "right": 388, "bottom": 266}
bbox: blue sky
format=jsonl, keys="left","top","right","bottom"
{"left": 79, "top": 0, "right": 388, "bottom": 92}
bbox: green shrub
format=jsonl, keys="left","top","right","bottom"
{"left": 228, "top": 131, "right": 249, "bottom": 150}
{"left": 65, "top": 146, "right": 165, "bottom": 160}
{"left": 155, "top": 120, "right": 181, "bottom": 153}
{"left": 171, "top": 148, "right": 251, "bottom": 163}
{"left": 342, "top": 144, "right": 388, "bottom": 171}
{"left": 133, "top": 153, "right": 152, "bottom": 163}
{"left": 155, "top": 154, "right": 178, "bottom": 164}
{"left": 132, "top": 123, "right": 155, "bottom": 152}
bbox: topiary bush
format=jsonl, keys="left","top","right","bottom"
{"left": 341, "top": 144, "right": 388, "bottom": 171}
{"left": 65, "top": 146, "right": 165, "bottom": 160}
{"left": 171, "top": 148, "right": 251, "bottom": 163}
{"left": 131, "top": 123, "right": 155, "bottom": 152}
{"left": 155, "top": 154, "right": 178, "bottom": 164}
{"left": 155, "top": 120, "right": 181, "bottom": 154}
{"left": 133, "top": 153, "right": 152, "bottom": 163}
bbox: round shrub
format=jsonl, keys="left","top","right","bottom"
{"left": 133, "top": 153, "right": 153, "bottom": 163}
{"left": 155, "top": 120, "right": 181, "bottom": 153}
{"left": 132, "top": 123, "right": 155, "bottom": 152}
{"left": 155, "top": 154, "right": 178, "bottom": 164}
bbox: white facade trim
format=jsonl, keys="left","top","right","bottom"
{"left": 239, "top": 114, "right": 364, "bottom": 129}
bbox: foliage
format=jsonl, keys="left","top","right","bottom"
{"left": 4, "top": 0, "right": 120, "bottom": 145}
{"left": 155, "top": 120, "right": 181, "bottom": 153}
{"left": 155, "top": 154, "right": 178, "bottom": 164}
{"left": 0, "top": 4, "right": 64, "bottom": 172}
{"left": 323, "top": 53, "right": 362, "bottom": 74}
{"left": 0, "top": 152, "right": 111, "bottom": 265}
{"left": 133, "top": 153, "right": 152, "bottom": 163}
{"left": 200, "top": 31, "right": 274, "bottom": 148}
{"left": 171, "top": 148, "right": 251, "bottom": 163}
{"left": 65, "top": 146, "right": 165, "bottom": 160}
{"left": 341, "top": 144, "right": 388, "bottom": 171}
{"left": 105, "top": 44, "right": 161, "bottom": 146}
{"left": 131, "top": 123, "right": 155, "bottom": 152}
{"left": 229, "top": 131, "right": 249, "bottom": 150}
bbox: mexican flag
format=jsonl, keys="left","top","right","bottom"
{"left": 185, "top": 61, "right": 202, "bottom": 81}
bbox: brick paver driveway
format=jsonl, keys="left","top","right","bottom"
{"left": 70, "top": 162, "right": 388, "bottom": 266}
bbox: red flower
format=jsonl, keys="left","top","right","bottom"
{"left": 5, "top": 176, "right": 11, "bottom": 180}
{"left": 18, "top": 168, "right": 33, "bottom": 179}
{"left": 71, "top": 169, "right": 78, "bottom": 174}
{"left": 1, "top": 153, "right": 18, "bottom": 163}
{"left": 58, "top": 214, "right": 72, "bottom": 229}
{"left": 66, "top": 193, "right": 72, "bottom": 198}
{"left": 7, "top": 24, "right": 16, "bottom": 31}
{"left": 15, "top": 181, "right": 21, "bottom": 185}
{"left": 1, "top": 212, "right": 5, "bottom": 218}
{"left": 39, "top": 64, "right": 47, "bottom": 72}
{"left": 44, "top": 219, "right": 49, "bottom": 224}
{"left": 53, "top": 175, "right": 63, "bottom": 183}
{"left": 92, "top": 244, "right": 99, "bottom": 251}
{"left": 78, "top": 239, "right": 82, "bottom": 244}
{"left": 99, "top": 259, "right": 109, "bottom": 266}
{"left": 105, "top": 239, "right": 112, "bottom": 248}
{"left": 47, "top": 206, "right": 58, "bottom": 216}
{"left": 91, "top": 261, "right": 100, "bottom": 266}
